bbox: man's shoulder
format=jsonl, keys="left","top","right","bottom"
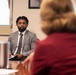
{"left": 26, "top": 30, "right": 36, "bottom": 35}
{"left": 9, "top": 31, "right": 18, "bottom": 37}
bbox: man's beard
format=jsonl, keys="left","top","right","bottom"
{"left": 18, "top": 27, "right": 26, "bottom": 32}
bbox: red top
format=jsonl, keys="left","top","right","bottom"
{"left": 31, "top": 33, "right": 76, "bottom": 75}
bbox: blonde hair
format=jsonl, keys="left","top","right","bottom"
{"left": 40, "top": 0, "right": 76, "bottom": 34}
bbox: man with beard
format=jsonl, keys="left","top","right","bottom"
{"left": 8, "top": 16, "right": 37, "bottom": 60}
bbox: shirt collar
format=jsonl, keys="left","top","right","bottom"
{"left": 18, "top": 30, "right": 26, "bottom": 35}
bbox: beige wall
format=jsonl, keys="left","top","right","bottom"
{"left": 13, "top": 0, "right": 46, "bottom": 40}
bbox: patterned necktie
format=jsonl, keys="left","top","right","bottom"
{"left": 16, "top": 33, "right": 23, "bottom": 54}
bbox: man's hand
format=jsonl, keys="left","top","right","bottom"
{"left": 15, "top": 54, "right": 23, "bottom": 59}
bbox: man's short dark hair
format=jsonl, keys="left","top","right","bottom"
{"left": 16, "top": 16, "right": 29, "bottom": 24}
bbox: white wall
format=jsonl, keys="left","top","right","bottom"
{"left": 13, "top": 0, "right": 46, "bottom": 40}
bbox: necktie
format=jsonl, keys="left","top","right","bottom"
{"left": 16, "top": 33, "right": 23, "bottom": 54}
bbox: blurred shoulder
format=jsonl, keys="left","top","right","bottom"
{"left": 36, "top": 36, "right": 50, "bottom": 47}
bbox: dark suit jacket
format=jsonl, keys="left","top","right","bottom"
{"left": 32, "top": 33, "right": 76, "bottom": 75}
{"left": 8, "top": 30, "right": 37, "bottom": 56}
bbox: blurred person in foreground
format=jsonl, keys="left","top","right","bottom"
{"left": 23, "top": 0, "right": 76, "bottom": 75}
